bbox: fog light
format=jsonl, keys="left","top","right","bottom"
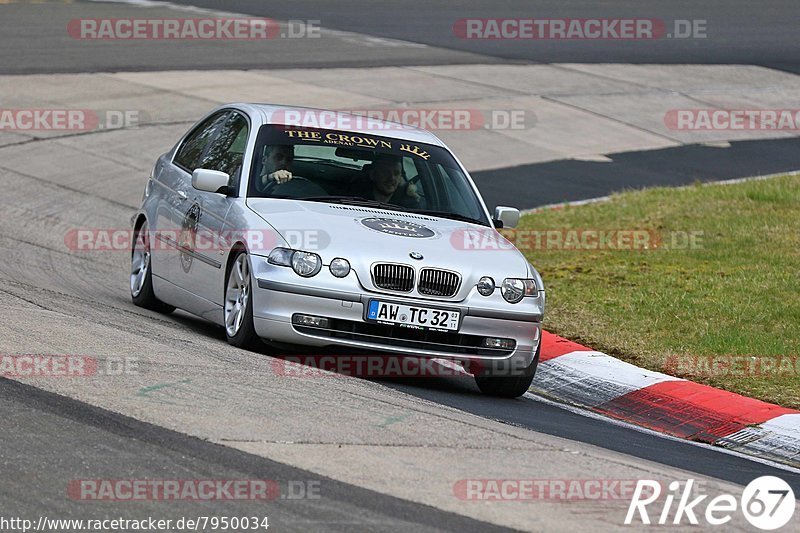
{"left": 292, "top": 314, "right": 330, "bottom": 328}
{"left": 481, "top": 337, "right": 516, "bottom": 350}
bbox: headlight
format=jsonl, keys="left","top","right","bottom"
{"left": 267, "top": 247, "right": 294, "bottom": 266}
{"left": 501, "top": 278, "right": 537, "bottom": 303}
{"left": 329, "top": 258, "right": 351, "bottom": 278}
{"left": 291, "top": 251, "right": 322, "bottom": 277}
{"left": 477, "top": 276, "right": 495, "bottom": 296}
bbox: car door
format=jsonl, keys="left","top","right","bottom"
{"left": 173, "top": 111, "right": 249, "bottom": 307}
{"left": 154, "top": 111, "right": 229, "bottom": 294}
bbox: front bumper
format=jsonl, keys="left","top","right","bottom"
{"left": 250, "top": 258, "right": 542, "bottom": 371}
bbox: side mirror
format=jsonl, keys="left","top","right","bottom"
{"left": 192, "top": 168, "right": 230, "bottom": 195}
{"left": 494, "top": 206, "right": 520, "bottom": 229}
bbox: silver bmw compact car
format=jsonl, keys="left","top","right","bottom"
{"left": 130, "top": 104, "right": 545, "bottom": 397}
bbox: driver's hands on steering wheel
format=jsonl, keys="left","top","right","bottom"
{"left": 405, "top": 180, "right": 420, "bottom": 201}
{"left": 261, "top": 169, "right": 293, "bottom": 187}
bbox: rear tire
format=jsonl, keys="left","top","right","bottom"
{"left": 130, "top": 220, "right": 175, "bottom": 314}
{"left": 475, "top": 342, "right": 540, "bottom": 398}
{"left": 224, "top": 251, "right": 260, "bottom": 349}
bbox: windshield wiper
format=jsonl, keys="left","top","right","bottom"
{"left": 408, "top": 209, "right": 488, "bottom": 226}
{"left": 298, "top": 196, "right": 406, "bottom": 211}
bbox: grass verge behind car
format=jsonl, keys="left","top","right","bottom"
{"left": 517, "top": 174, "right": 800, "bottom": 409}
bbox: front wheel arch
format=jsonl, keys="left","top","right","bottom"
{"left": 474, "top": 342, "right": 540, "bottom": 398}
{"left": 223, "top": 246, "right": 260, "bottom": 349}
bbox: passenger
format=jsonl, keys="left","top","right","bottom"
{"left": 364, "top": 154, "right": 421, "bottom": 208}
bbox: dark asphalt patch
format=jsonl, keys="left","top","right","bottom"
{"left": 0, "top": 377, "right": 517, "bottom": 533}
{"left": 471, "top": 137, "right": 800, "bottom": 209}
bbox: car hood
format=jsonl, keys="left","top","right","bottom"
{"left": 246, "top": 198, "right": 532, "bottom": 297}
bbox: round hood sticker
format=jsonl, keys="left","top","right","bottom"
{"left": 361, "top": 217, "right": 436, "bottom": 238}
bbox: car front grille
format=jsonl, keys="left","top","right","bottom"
{"left": 372, "top": 263, "right": 414, "bottom": 292}
{"left": 372, "top": 263, "right": 461, "bottom": 297}
{"left": 418, "top": 268, "right": 460, "bottom": 297}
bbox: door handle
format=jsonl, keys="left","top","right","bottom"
{"left": 177, "top": 190, "right": 188, "bottom": 200}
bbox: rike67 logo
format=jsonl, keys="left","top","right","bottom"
{"left": 626, "top": 477, "right": 795, "bottom": 530}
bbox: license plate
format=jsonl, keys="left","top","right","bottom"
{"left": 366, "top": 300, "right": 460, "bottom": 331}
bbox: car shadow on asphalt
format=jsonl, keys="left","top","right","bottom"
{"left": 164, "top": 310, "right": 488, "bottom": 394}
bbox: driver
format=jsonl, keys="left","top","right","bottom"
{"left": 365, "top": 154, "right": 421, "bottom": 208}
{"left": 258, "top": 144, "right": 295, "bottom": 190}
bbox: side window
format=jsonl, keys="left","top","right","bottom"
{"left": 198, "top": 112, "right": 249, "bottom": 178}
{"left": 173, "top": 112, "right": 229, "bottom": 171}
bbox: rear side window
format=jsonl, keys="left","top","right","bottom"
{"left": 173, "top": 111, "right": 229, "bottom": 171}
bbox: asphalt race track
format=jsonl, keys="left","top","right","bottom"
{"left": 5, "top": 1, "right": 800, "bottom": 209}
{"left": 6, "top": 0, "right": 800, "bottom": 72}
{"left": 167, "top": 0, "right": 800, "bottom": 70}
{"left": 1, "top": 379, "right": 511, "bottom": 532}
{"left": 1, "top": 1, "right": 799, "bottom": 531}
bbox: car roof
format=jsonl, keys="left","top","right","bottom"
{"left": 224, "top": 103, "right": 448, "bottom": 147}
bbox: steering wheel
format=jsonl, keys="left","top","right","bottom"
{"left": 406, "top": 174, "right": 425, "bottom": 199}
{"left": 260, "top": 175, "right": 313, "bottom": 195}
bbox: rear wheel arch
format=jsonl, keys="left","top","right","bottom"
{"left": 130, "top": 217, "right": 174, "bottom": 314}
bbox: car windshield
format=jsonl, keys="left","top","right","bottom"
{"left": 248, "top": 124, "right": 491, "bottom": 226}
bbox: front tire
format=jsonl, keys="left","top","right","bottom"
{"left": 130, "top": 220, "right": 175, "bottom": 314}
{"left": 474, "top": 342, "right": 540, "bottom": 398}
{"left": 224, "top": 251, "right": 260, "bottom": 349}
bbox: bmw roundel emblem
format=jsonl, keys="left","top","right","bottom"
{"left": 409, "top": 251, "right": 423, "bottom": 260}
